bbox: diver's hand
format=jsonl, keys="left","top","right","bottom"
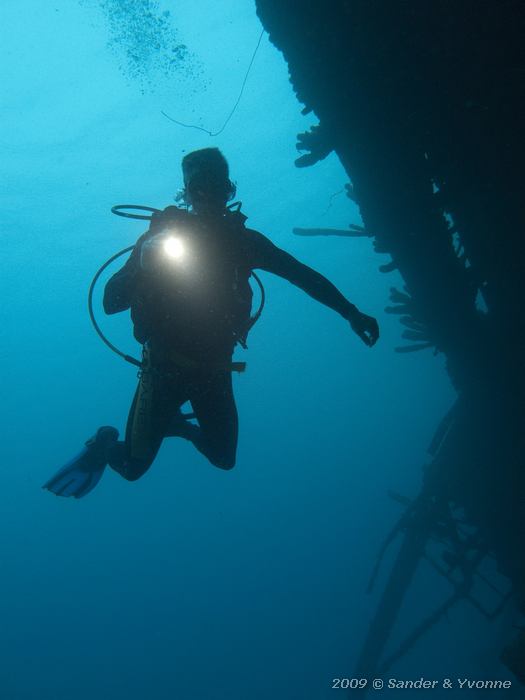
{"left": 139, "top": 234, "right": 166, "bottom": 272}
{"left": 348, "top": 309, "right": 379, "bottom": 347}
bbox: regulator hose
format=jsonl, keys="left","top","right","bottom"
{"left": 88, "top": 245, "right": 142, "bottom": 368}
{"left": 111, "top": 204, "right": 160, "bottom": 220}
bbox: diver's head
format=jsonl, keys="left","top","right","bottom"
{"left": 181, "top": 147, "right": 236, "bottom": 214}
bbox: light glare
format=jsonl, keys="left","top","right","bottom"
{"left": 163, "top": 236, "right": 185, "bottom": 260}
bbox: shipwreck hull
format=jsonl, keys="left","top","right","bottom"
{"left": 256, "top": 0, "right": 525, "bottom": 683}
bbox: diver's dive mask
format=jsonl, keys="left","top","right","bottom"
{"left": 183, "top": 169, "right": 230, "bottom": 209}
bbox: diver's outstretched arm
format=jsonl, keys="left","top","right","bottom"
{"left": 249, "top": 229, "right": 379, "bottom": 346}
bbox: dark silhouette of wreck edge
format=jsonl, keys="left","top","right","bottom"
{"left": 256, "top": 0, "right": 525, "bottom": 688}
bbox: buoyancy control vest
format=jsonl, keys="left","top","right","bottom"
{"left": 129, "top": 205, "right": 258, "bottom": 355}
{"left": 89, "top": 203, "right": 265, "bottom": 373}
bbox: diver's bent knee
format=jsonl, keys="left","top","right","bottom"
{"left": 210, "top": 454, "right": 236, "bottom": 470}
{"left": 121, "top": 470, "right": 144, "bottom": 482}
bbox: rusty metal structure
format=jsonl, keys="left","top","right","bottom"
{"left": 255, "top": 0, "right": 525, "bottom": 685}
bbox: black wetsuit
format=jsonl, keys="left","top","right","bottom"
{"left": 104, "top": 206, "right": 357, "bottom": 480}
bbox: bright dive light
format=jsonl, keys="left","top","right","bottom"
{"left": 163, "top": 236, "right": 185, "bottom": 261}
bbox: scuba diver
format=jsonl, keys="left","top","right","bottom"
{"left": 43, "top": 147, "right": 379, "bottom": 498}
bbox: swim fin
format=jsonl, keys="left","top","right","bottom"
{"left": 43, "top": 426, "right": 119, "bottom": 498}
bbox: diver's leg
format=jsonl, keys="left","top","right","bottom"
{"left": 108, "top": 368, "right": 177, "bottom": 481}
{"left": 187, "top": 371, "right": 238, "bottom": 470}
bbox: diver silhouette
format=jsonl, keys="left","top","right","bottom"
{"left": 43, "top": 147, "right": 379, "bottom": 497}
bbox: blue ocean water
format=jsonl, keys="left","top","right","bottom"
{"left": 1, "top": 2, "right": 515, "bottom": 698}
